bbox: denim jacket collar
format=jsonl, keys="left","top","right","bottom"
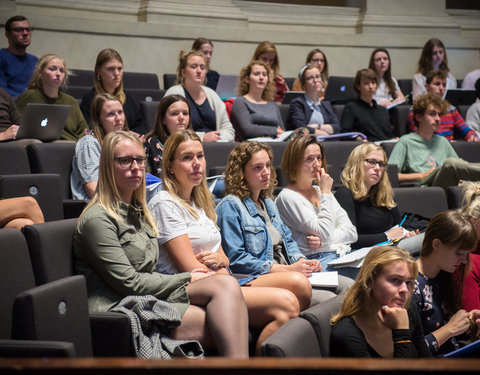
{"left": 243, "top": 196, "right": 277, "bottom": 222}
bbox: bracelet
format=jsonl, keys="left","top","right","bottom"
{"left": 394, "top": 340, "right": 411, "bottom": 344}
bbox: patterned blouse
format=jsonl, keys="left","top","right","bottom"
{"left": 412, "top": 272, "right": 459, "bottom": 356}
{"left": 144, "top": 136, "right": 164, "bottom": 178}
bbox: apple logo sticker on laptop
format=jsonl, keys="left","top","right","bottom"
{"left": 41, "top": 118, "right": 48, "bottom": 127}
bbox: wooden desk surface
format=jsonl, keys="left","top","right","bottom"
{"left": 1, "top": 357, "right": 480, "bottom": 374}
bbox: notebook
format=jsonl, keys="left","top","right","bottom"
{"left": 324, "top": 76, "right": 356, "bottom": 104}
{"left": 443, "top": 338, "right": 480, "bottom": 358}
{"left": 215, "top": 74, "right": 239, "bottom": 100}
{"left": 445, "top": 89, "right": 477, "bottom": 107}
{"left": 17, "top": 103, "right": 71, "bottom": 141}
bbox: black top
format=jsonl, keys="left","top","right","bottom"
{"left": 330, "top": 306, "right": 432, "bottom": 358}
{"left": 184, "top": 87, "right": 216, "bottom": 133}
{"left": 334, "top": 186, "right": 400, "bottom": 249}
{"left": 205, "top": 70, "right": 219, "bottom": 91}
{"left": 287, "top": 95, "right": 340, "bottom": 133}
{"left": 80, "top": 88, "right": 147, "bottom": 135}
{"left": 340, "top": 98, "right": 392, "bottom": 141}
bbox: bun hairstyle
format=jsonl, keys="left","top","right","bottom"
{"left": 175, "top": 50, "right": 206, "bottom": 85}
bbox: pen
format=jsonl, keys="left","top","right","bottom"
{"left": 399, "top": 214, "right": 407, "bottom": 228}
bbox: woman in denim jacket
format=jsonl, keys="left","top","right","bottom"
{"left": 216, "top": 141, "right": 320, "bottom": 310}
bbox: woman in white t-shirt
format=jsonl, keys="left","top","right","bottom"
{"left": 368, "top": 48, "right": 405, "bottom": 107}
{"left": 148, "top": 129, "right": 308, "bottom": 354}
{"left": 276, "top": 134, "right": 357, "bottom": 270}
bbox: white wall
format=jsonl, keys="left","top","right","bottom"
{"left": 1, "top": 0, "right": 479, "bottom": 88}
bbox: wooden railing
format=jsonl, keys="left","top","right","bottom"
{"left": 1, "top": 357, "right": 480, "bottom": 374}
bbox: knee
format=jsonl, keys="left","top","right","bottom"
{"left": 442, "top": 158, "right": 459, "bottom": 170}
{"left": 4, "top": 218, "right": 34, "bottom": 230}
{"left": 286, "top": 272, "right": 312, "bottom": 295}
{"left": 275, "top": 289, "right": 300, "bottom": 320}
{"left": 209, "top": 274, "right": 243, "bottom": 298}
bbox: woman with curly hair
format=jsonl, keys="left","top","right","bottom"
{"left": 16, "top": 53, "right": 87, "bottom": 141}
{"left": 291, "top": 48, "right": 329, "bottom": 99}
{"left": 413, "top": 210, "right": 480, "bottom": 356}
{"left": 216, "top": 141, "right": 324, "bottom": 308}
{"left": 330, "top": 246, "right": 431, "bottom": 358}
{"left": 369, "top": 48, "right": 405, "bottom": 107}
{"left": 252, "top": 41, "right": 289, "bottom": 103}
{"left": 230, "top": 60, "right": 284, "bottom": 141}
{"left": 148, "top": 130, "right": 303, "bottom": 354}
{"left": 335, "top": 142, "right": 418, "bottom": 249}
{"left": 164, "top": 50, "right": 234, "bottom": 142}
{"left": 412, "top": 38, "right": 457, "bottom": 99}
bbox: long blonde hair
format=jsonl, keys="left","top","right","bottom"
{"left": 162, "top": 129, "right": 216, "bottom": 222}
{"left": 331, "top": 246, "right": 417, "bottom": 325}
{"left": 341, "top": 142, "right": 396, "bottom": 209}
{"left": 28, "top": 53, "right": 69, "bottom": 91}
{"left": 461, "top": 182, "right": 480, "bottom": 220}
{"left": 79, "top": 131, "right": 158, "bottom": 235}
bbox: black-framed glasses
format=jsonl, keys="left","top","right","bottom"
{"left": 311, "top": 58, "right": 325, "bottom": 63}
{"left": 115, "top": 156, "right": 146, "bottom": 169}
{"left": 365, "top": 159, "right": 387, "bottom": 169}
{"left": 10, "top": 27, "right": 33, "bottom": 33}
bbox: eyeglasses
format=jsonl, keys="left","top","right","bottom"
{"left": 10, "top": 27, "right": 33, "bottom": 33}
{"left": 311, "top": 58, "right": 325, "bottom": 63}
{"left": 305, "top": 74, "right": 322, "bottom": 81}
{"left": 115, "top": 156, "right": 146, "bottom": 169}
{"left": 365, "top": 159, "right": 387, "bottom": 169}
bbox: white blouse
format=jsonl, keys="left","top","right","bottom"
{"left": 275, "top": 186, "right": 357, "bottom": 257}
{"left": 149, "top": 190, "right": 221, "bottom": 275}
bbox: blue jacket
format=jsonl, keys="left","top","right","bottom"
{"left": 287, "top": 95, "right": 340, "bottom": 133}
{"left": 216, "top": 194, "right": 305, "bottom": 275}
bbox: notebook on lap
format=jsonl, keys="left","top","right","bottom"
{"left": 17, "top": 103, "right": 71, "bottom": 141}
{"left": 324, "top": 76, "right": 356, "bottom": 104}
{"left": 215, "top": 74, "right": 238, "bottom": 100}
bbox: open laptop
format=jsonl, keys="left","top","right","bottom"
{"left": 215, "top": 74, "right": 238, "bottom": 100}
{"left": 445, "top": 89, "right": 477, "bottom": 107}
{"left": 324, "top": 76, "right": 356, "bottom": 104}
{"left": 17, "top": 103, "right": 71, "bottom": 141}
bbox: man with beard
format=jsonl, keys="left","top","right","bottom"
{"left": 0, "top": 15, "right": 38, "bottom": 97}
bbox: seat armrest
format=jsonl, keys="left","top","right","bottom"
{"left": 90, "top": 311, "right": 134, "bottom": 357}
{"left": 0, "top": 339, "right": 75, "bottom": 357}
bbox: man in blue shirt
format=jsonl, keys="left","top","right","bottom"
{"left": 0, "top": 15, "right": 38, "bottom": 97}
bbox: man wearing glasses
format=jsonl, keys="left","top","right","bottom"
{"left": 0, "top": 15, "right": 38, "bottom": 97}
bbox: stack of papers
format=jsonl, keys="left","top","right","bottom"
{"left": 308, "top": 271, "right": 339, "bottom": 287}
{"left": 327, "top": 247, "right": 373, "bottom": 268}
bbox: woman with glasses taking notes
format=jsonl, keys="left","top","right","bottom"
{"left": 335, "top": 143, "right": 419, "bottom": 250}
